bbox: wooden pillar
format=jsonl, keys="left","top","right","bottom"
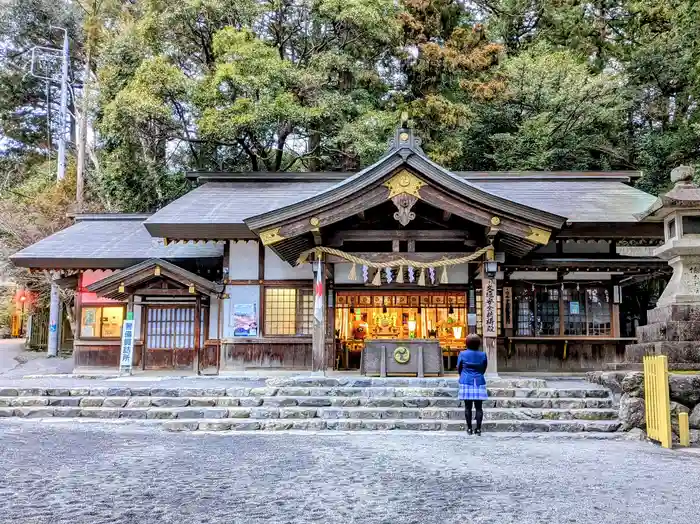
{"left": 194, "top": 295, "right": 201, "bottom": 374}
{"left": 312, "top": 257, "right": 327, "bottom": 373}
{"left": 481, "top": 265, "right": 499, "bottom": 377}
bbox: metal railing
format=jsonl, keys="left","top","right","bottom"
{"left": 643, "top": 355, "right": 691, "bottom": 449}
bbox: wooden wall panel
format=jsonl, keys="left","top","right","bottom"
{"left": 498, "top": 340, "right": 627, "bottom": 372}
{"left": 74, "top": 345, "right": 121, "bottom": 369}
{"left": 223, "top": 339, "right": 313, "bottom": 369}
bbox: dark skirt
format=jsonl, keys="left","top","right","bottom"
{"left": 458, "top": 383, "right": 488, "bottom": 401}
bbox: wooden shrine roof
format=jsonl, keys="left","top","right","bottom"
{"left": 145, "top": 172, "right": 656, "bottom": 241}
{"left": 11, "top": 215, "right": 224, "bottom": 270}
{"left": 87, "top": 258, "right": 222, "bottom": 300}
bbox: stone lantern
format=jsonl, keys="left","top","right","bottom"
{"left": 625, "top": 165, "right": 700, "bottom": 367}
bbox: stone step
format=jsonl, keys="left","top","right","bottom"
{"left": 0, "top": 386, "right": 611, "bottom": 399}
{"left": 0, "top": 405, "right": 618, "bottom": 421}
{"left": 0, "top": 396, "right": 614, "bottom": 409}
{"left": 164, "top": 418, "right": 621, "bottom": 433}
{"left": 264, "top": 377, "right": 548, "bottom": 388}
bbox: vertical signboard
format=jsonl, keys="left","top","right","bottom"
{"left": 482, "top": 271, "right": 498, "bottom": 337}
{"left": 503, "top": 286, "right": 513, "bottom": 329}
{"left": 119, "top": 315, "right": 135, "bottom": 375}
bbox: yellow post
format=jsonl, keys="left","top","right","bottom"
{"left": 643, "top": 355, "right": 672, "bottom": 449}
{"left": 679, "top": 412, "right": 690, "bottom": 447}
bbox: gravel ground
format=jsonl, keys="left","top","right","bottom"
{"left": 0, "top": 421, "right": 697, "bottom": 524}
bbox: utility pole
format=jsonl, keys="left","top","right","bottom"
{"left": 56, "top": 27, "right": 69, "bottom": 182}
{"left": 30, "top": 27, "right": 70, "bottom": 356}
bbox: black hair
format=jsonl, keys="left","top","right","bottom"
{"left": 466, "top": 334, "right": 481, "bottom": 350}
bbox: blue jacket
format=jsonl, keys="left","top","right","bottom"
{"left": 457, "top": 349, "right": 488, "bottom": 386}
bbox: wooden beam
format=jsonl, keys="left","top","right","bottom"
{"left": 131, "top": 288, "right": 194, "bottom": 296}
{"left": 277, "top": 185, "right": 388, "bottom": 240}
{"left": 419, "top": 185, "right": 552, "bottom": 245}
{"left": 331, "top": 229, "right": 471, "bottom": 244}
{"left": 443, "top": 210, "right": 452, "bottom": 221}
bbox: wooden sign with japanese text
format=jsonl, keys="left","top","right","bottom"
{"left": 481, "top": 268, "right": 498, "bottom": 337}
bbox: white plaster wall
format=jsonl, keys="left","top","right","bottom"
{"left": 264, "top": 247, "right": 313, "bottom": 279}
{"left": 222, "top": 285, "right": 260, "bottom": 339}
{"left": 208, "top": 298, "right": 220, "bottom": 338}
{"left": 564, "top": 272, "right": 614, "bottom": 280}
{"left": 133, "top": 304, "right": 142, "bottom": 339}
{"left": 229, "top": 240, "right": 259, "bottom": 279}
{"left": 509, "top": 271, "right": 558, "bottom": 280}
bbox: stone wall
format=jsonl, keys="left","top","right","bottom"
{"left": 587, "top": 371, "right": 700, "bottom": 443}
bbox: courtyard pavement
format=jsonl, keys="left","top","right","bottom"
{"left": 0, "top": 420, "right": 697, "bottom": 524}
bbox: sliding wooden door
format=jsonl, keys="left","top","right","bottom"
{"left": 144, "top": 306, "right": 197, "bottom": 370}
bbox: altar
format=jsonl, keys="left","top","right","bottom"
{"left": 361, "top": 339, "right": 443, "bottom": 377}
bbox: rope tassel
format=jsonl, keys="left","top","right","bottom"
{"left": 418, "top": 268, "right": 426, "bottom": 286}
{"left": 348, "top": 263, "right": 357, "bottom": 281}
{"left": 371, "top": 269, "right": 382, "bottom": 286}
{"left": 440, "top": 266, "right": 448, "bottom": 284}
{"left": 397, "top": 265, "right": 404, "bottom": 284}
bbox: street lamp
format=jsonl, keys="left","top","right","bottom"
{"left": 18, "top": 295, "right": 26, "bottom": 338}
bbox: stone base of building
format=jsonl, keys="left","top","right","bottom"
{"left": 624, "top": 304, "right": 700, "bottom": 364}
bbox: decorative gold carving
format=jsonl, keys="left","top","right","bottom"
{"left": 394, "top": 346, "right": 410, "bottom": 364}
{"left": 309, "top": 217, "right": 320, "bottom": 228}
{"left": 259, "top": 227, "right": 285, "bottom": 245}
{"left": 384, "top": 170, "right": 426, "bottom": 199}
{"left": 399, "top": 132, "right": 409, "bottom": 142}
{"left": 526, "top": 227, "right": 551, "bottom": 245}
{"left": 392, "top": 194, "right": 418, "bottom": 226}
{"left": 491, "top": 216, "right": 501, "bottom": 226}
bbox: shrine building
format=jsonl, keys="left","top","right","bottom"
{"left": 11, "top": 126, "right": 669, "bottom": 375}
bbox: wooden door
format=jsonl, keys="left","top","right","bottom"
{"left": 144, "top": 306, "right": 197, "bottom": 370}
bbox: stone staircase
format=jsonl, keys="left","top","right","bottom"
{"left": 0, "top": 377, "right": 621, "bottom": 433}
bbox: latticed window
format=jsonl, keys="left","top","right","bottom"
{"left": 536, "top": 287, "right": 559, "bottom": 335}
{"left": 587, "top": 287, "right": 611, "bottom": 335}
{"left": 563, "top": 287, "right": 586, "bottom": 335}
{"left": 264, "top": 288, "right": 314, "bottom": 336}
{"left": 513, "top": 283, "right": 612, "bottom": 337}
{"left": 514, "top": 288, "right": 534, "bottom": 336}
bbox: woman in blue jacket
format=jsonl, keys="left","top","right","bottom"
{"left": 456, "top": 334, "right": 488, "bottom": 435}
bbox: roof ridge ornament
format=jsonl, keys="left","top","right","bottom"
{"left": 386, "top": 113, "right": 424, "bottom": 157}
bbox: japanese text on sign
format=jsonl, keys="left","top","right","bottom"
{"left": 482, "top": 274, "right": 497, "bottom": 337}
{"left": 119, "top": 319, "right": 136, "bottom": 375}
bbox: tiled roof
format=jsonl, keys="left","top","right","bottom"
{"left": 470, "top": 180, "right": 656, "bottom": 222}
{"left": 145, "top": 176, "right": 656, "bottom": 233}
{"left": 11, "top": 216, "right": 223, "bottom": 269}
